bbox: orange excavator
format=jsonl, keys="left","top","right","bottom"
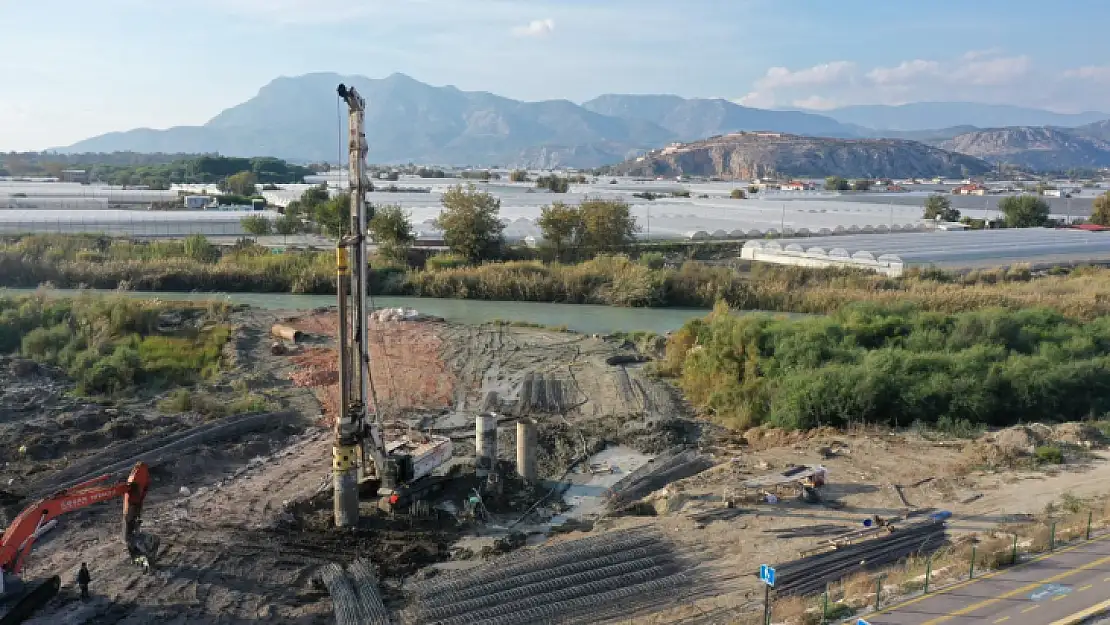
{"left": 0, "top": 462, "right": 159, "bottom": 624}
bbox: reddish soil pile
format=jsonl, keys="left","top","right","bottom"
{"left": 288, "top": 313, "right": 457, "bottom": 423}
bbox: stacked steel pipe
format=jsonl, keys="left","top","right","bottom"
{"left": 768, "top": 518, "right": 949, "bottom": 597}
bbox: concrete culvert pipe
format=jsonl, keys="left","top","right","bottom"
{"left": 271, "top": 324, "right": 304, "bottom": 343}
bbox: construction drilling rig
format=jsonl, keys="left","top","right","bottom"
{"left": 332, "top": 84, "right": 453, "bottom": 529}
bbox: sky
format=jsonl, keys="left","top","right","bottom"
{"left": 2, "top": 0, "right": 1109, "bottom": 151}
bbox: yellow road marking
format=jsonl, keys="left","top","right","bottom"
{"left": 993, "top": 617, "right": 1010, "bottom": 623}
{"left": 1053, "top": 594, "right": 1068, "bottom": 601}
{"left": 1080, "top": 584, "right": 1093, "bottom": 591}
{"left": 1022, "top": 604, "right": 1041, "bottom": 613}
{"left": 873, "top": 530, "right": 1110, "bottom": 618}
{"left": 919, "top": 550, "right": 1110, "bottom": 625}
{"left": 1048, "top": 597, "right": 1110, "bottom": 625}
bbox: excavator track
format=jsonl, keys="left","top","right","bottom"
{"left": 0, "top": 575, "right": 60, "bottom": 625}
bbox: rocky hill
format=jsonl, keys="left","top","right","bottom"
{"left": 604, "top": 132, "right": 991, "bottom": 179}
{"left": 60, "top": 73, "right": 857, "bottom": 168}
{"left": 939, "top": 127, "right": 1110, "bottom": 170}
{"left": 1073, "top": 120, "right": 1110, "bottom": 143}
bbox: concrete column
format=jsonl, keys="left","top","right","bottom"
{"left": 516, "top": 419, "right": 538, "bottom": 481}
{"left": 475, "top": 413, "right": 498, "bottom": 478}
{"left": 333, "top": 443, "right": 360, "bottom": 527}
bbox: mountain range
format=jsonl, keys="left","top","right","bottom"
{"left": 605, "top": 133, "right": 992, "bottom": 180}
{"left": 58, "top": 73, "right": 1110, "bottom": 171}
{"left": 806, "top": 102, "right": 1109, "bottom": 132}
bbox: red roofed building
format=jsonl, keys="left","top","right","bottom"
{"left": 953, "top": 184, "right": 988, "bottom": 196}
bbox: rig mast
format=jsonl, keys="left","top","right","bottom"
{"left": 333, "top": 83, "right": 386, "bottom": 527}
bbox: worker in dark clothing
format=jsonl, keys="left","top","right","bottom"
{"left": 77, "top": 563, "right": 91, "bottom": 600}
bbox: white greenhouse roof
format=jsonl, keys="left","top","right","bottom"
{"left": 743, "top": 229, "right": 1110, "bottom": 270}
{"left": 0, "top": 209, "right": 282, "bottom": 223}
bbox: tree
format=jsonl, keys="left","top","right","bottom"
{"left": 240, "top": 214, "right": 273, "bottom": 236}
{"left": 825, "top": 176, "right": 850, "bottom": 191}
{"left": 578, "top": 198, "right": 639, "bottom": 254}
{"left": 221, "top": 171, "right": 258, "bottom": 196}
{"left": 368, "top": 204, "right": 415, "bottom": 261}
{"left": 314, "top": 195, "right": 352, "bottom": 238}
{"left": 730, "top": 189, "right": 746, "bottom": 199}
{"left": 510, "top": 170, "right": 528, "bottom": 183}
{"left": 1091, "top": 192, "right": 1110, "bottom": 227}
{"left": 852, "top": 179, "right": 872, "bottom": 192}
{"left": 537, "top": 202, "right": 582, "bottom": 259}
{"left": 923, "top": 194, "right": 961, "bottom": 222}
{"left": 434, "top": 185, "right": 505, "bottom": 263}
{"left": 274, "top": 213, "right": 301, "bottom": 242}
{"left": 536, "top": 175, "right": 570, "bottom": 193}
{"left": 999, "top": 195, "right": 1051, "bottom": 228}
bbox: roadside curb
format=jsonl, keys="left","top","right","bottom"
{"left": 1048, "top": 598, "right": 1110, "bottom": 625}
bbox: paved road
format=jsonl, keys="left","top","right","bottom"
{"left": 863, "top": 533, "right": 1110, "bottom": 625}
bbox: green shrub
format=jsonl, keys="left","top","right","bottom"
{"left": 0, "top": 293, "right": 230, "bottom": 397}
{"left": 638, "top": 252, "right": 666, "bottom": 270}
{"left": 1035, "top": 445, "right": 1065, "bottom": 465}
{"left": 425, "top": 253, "right": 469, "bottom": 271}
{"left": 664, "top": 304, "right": 1110, "bottom": 431}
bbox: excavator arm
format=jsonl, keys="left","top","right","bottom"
{"left": 0, "top": 462, "right": 156, "bottom": 579}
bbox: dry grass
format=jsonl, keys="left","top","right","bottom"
{"left": 8, "top": 235, "right": 1110, "bottom": 319}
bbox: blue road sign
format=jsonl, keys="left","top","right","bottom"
{"left": 759, "top": 564, "right": 776, "bottom": 587}
{"left": 857, "top": 619, "right": 872, "bottom": 625}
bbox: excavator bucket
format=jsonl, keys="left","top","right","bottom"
{"left": 127, "top": 531, "right": 159, "bottom": 572}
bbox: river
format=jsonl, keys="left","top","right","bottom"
{"left": 0, "top": 288, "right": 717, "bottom": 335}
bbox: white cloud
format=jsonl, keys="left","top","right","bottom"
{"left": 512, "top": 18, "right": 556, "bottom": 37}
{"left": 757, "top": 61, "right": 856, "bottom": 89}
{"left": 962, "top": 48, "right": 1003, "bottom": 61}
{"left": 735, "top": 51, "right": 1066, "bottom": 111}
{"left": 866, "top": 60, "right": 940, "bottom": 86}
{"left": 792, "top": 96, "right": 838, "bottom": 110}
{"left": 949, "top": 55, "right": 1030, "bottom": 85}
{"left": 739, "top": 61, "right": 855, "bottom": 108}
{"left": 1064, "top": 65, "right": 1110, "bottom": 81}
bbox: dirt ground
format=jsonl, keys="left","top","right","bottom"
{"left": 6, "top": 308, "right": 1110, "bottom": 624}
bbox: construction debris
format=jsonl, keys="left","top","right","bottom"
{"left": 604, "top": 449, "right": 714, "bottom": 513}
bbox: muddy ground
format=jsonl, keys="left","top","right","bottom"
{"left": 5, "top": 307, "right": 1110, "bottom": 624}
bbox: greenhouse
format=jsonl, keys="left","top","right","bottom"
{"left": 0, "top": 209, "right": 283, "bottom": 237}
{"left": 742, "top": 229, "right": 1110, "bottom": 276}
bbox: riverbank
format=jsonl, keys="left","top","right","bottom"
{"left": 4, "top": 234, "right": 1110, "bottom": 319}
